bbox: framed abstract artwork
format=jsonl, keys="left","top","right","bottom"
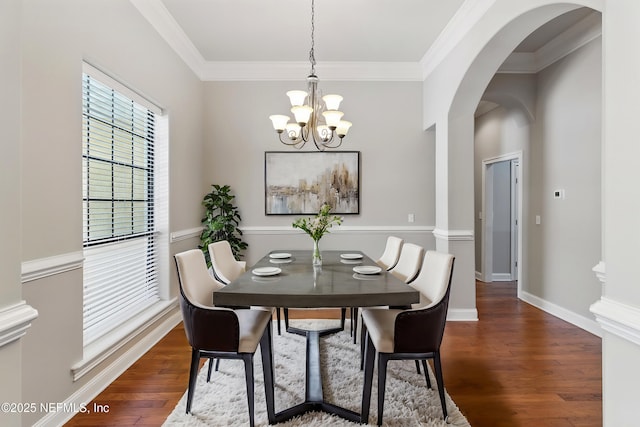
{"left": 265, "top": 151, "right": 360, "bottom": 215}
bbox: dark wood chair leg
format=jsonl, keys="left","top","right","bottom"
{"left": 215, "top": 358, "right": 220, "bottom": 371}
{"left": 206, "top": 358, "right": 214, "bottom": 382}
{"left": 260, "top": 325, "right": 276, "bottom": 424}
{"left": 340, "top": 307, "right": 346, "bottom": 329}
{"left": 243, "top": 354, "right": 255, "bottom": 427}
{"left": 433, "top": 352, "right": 448, "bottom": 421}
{"left": 421, "top": 359, "right": 432, "bottom": 389}
{"left": 276, "top": 308, "right": 281, "bottom": 335}
{"left": 284, "top": 308, "right": 290, "bottom": 331}
{"left": 360, "top": 333, "right": 376, "bottom": 424}
{"left": 360, "top": 323, "right": 368, "bottom": 370}
{"left": 353, "top": 308, "right": 359, "bottom": 344}
{"left": 186, "top": 349, "right": 200, "bottom": 414}
{"left": 415, "top": 360, "right": 421, "bottom": 374}
{"left": 377, "top": 354, "right": 389, "bottom": 426}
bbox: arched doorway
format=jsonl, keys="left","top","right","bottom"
{"left": 424, "top": 1, "right": 603, "bottom": 325}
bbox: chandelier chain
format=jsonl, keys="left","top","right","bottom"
{"left": 309, "top": 0, "right": 316, "bottom": 75}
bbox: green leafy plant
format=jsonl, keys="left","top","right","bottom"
{"left": 292, "top": 203, "right": 343, "bottom": 242}
{"left": 199, "top": 184, "right": 248, "bottom": 266}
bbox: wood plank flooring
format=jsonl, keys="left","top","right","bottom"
{"left": 65, "top": 281, "right": 602, "bottom": 426}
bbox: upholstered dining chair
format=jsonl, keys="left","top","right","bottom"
{"left": 355, "top": 242, "right": 425, "bottom": 348}
{"left": 209, "top": 240, "right": 284, "bottom": 335}
{"left": 376, "top": 236, "right": 404, "bottom": 270}
{"left": 208, "top": 240, "right": 247, "bottom": 284}
{"left": 175, "top": 249, "right": 276, "bottom": 426}
{"left": 360, "top": 251, "right": 455, "bottom": 425}
{"left": 389, "top": 242, "right": 425, "bottom": 284}
{"left": 350, "top": 236, "right": 404, "bottom": 343}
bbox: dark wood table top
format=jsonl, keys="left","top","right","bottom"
{"left": 212, "top": 249, "right": 419, "bottom": 308}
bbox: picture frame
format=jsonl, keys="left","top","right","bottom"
{"left": 265, "top": 151, "right": 360, "bottom": 215}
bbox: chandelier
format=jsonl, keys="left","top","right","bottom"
{"left": 269, "top": 0, "right": 352, "bottom": 151}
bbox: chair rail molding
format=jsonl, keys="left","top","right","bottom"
{"left": 0, "top": 301, "right": 39, "bottom": 348}
{"left": 170, "top": 227, "right": 203, "bottom": 243}
{"left": 591, "top": 297, "right": 640, "bottom": 348}
{"left": 21, "top": 251, "right": 84, "bottom": 283}
{"left": 432, "top": 228, "right": 474, "bottom": 241}
{"left": 240, "top": 225, "right": 435, "bottom": 235}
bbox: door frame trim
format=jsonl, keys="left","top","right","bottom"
{"left": 480, "top": 151, "right": 523, "bottom": 296}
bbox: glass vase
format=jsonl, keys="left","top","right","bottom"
{"left": 312, "top": 239, "right": 322, "bottom": 266}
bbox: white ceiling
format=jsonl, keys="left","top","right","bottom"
{"left": 133, "top": 1, "right": 600, "bottom": 80}
{"left": 160, "top": 0, "right": 466, "bottom": 63}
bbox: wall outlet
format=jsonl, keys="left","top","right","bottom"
{"left": 408, "top": 213, "right": 415, "bottom": 223}
{"left": 535, "top": 215, "right": 541, "bottom": 225}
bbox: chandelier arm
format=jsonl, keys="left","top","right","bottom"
{"left": 320, "top": 135, "right": 344, "bottom": 149}
{"left": 278, "top": 132, "right": 307, "bottom": 148}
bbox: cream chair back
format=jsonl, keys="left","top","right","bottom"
{"left": 208, "top": 240, "right": 246, "bottom": 284}
{"left": 389, "top": 243, "right": 424, "bottom": 284}
{"left": 409, "top": 250, "right": 455, "bottom": 309}
{"left": 376, "top": 236, "right": 404, "bottom": 270}
{"left": 175, "top": 249, "right": 225, "bottom": 308}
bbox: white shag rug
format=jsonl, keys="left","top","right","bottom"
{"left": 163, "top": 319, "right": 470, "bottom": 426}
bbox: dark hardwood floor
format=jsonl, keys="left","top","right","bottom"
{"left": 65, "top": 281, "right": 602, "bottom": 426}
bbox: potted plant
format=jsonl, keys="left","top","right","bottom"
{"left": 199, "top": 184, "right": 248, "bottom": 266}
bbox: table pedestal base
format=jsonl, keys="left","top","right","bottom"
{"left": 272, "top": 325, "right": 363, "bottom": 424}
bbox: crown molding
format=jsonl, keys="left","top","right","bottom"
{"left": 130, "top": 0, "right": 206, "bottom": 79}
{"left": 132, "top": 0, "right": 599, "bottom": 81}
{"left": 498, "top": 11, "right": 601, "bottom": 74}
{"left": 131, "top": 0, "right": 421, "bottom": 81}
{"left": 420, "top": 0, "right": 496, "bottom": 80}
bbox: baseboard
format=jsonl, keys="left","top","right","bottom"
{"left": 32, "top": 310, "right": 182, "bottom": 427}
{"left": 492, "top": 273, "right": 513, "bottom": 282}
{"left": 447, "top": 308, "right": 478, "bottom": 321}
{"left": 520, "top": 291, "right": 602, "bottom": 337}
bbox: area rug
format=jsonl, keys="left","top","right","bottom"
{"left": 163, "top": 319, "right": 470, "bottom": 426}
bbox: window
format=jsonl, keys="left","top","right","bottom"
{"left": 82, "top": 63, "right": 162, "bottom": 345}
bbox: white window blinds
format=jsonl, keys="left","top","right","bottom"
{"left": 82, "top": 63, "right": 160, "bottom": 345}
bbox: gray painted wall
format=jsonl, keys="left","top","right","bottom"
{"left": 528, "top": 39, "right": 602, "bottom": 321}
{"left": 0, "top": 1, "right": 25, "bottom": 425}
{"left": 202, "top": 81, "right": 436, "bottom": 266}
{"left": 15, "top": 1, "right": 205, "bottom": 425}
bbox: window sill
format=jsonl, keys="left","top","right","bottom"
{"left": 71, "top": 298, "right": 177, "bottom": 381}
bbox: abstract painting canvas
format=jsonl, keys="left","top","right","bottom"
{"left": 265, "top": 151, "right": 360, "bottom": 215}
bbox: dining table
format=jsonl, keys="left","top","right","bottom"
{"left": 212, "top": 249, "right": 420, "bottom": 424}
